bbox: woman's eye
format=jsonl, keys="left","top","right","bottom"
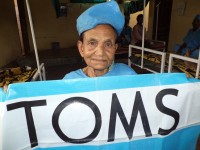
{"left": 105, "top": 42, "right": 113, "bottom": 48}
{"left": 88, "top": 41, "right": 96, "bottom": 46}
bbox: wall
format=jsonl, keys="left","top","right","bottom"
{"left": 168, "top": 0, "right": 200, "bottom": 52}
{"left": 28, "top": 0, "right": 89, "bottom": 50}
{"left": 0, "top": 0, "right": 21, "bottom": 68}
{"left": 28, "top": 1, "right": 151, "bottom": 51}
{"left": 0, "top": 0, "right": 89, "bottom": 67}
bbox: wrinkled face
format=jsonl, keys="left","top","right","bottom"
{"left": 78, "top": 24, "right": 118, "bottom": 71}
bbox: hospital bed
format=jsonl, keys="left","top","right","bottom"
{"left": 128, "top": 45, "right": 200, "bottom": 79}
{"left": 0, "top": 63, "right": 46, "bottom": 87}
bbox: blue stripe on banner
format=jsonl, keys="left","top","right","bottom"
{"left": 2, "top": 73, "right": 200, "bottom": 101}
{"left": 36, "top": 124, "right": 200, "bottom": 150}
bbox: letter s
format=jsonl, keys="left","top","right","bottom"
{"left": 156, "top": 88, "right": 180, "bottom": 135}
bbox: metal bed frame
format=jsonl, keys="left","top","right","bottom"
{"left": 31, "top": 63, "right": 46, "bottom": 81}
{"left": 128, "top": 45, "right": 166, "bottom": 73}
{"left": 168, "top": 49, "right": 200, "bottom": 79}
{"left": 128, "top": 45, "right": 200, "bottom": 79}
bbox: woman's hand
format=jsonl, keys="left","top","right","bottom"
{"left": 185, "top": 49, "right": 191, "bottom": 57}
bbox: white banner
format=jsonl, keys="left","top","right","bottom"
{"left": 0, "top": 73, "right": 200, "bottom": 150}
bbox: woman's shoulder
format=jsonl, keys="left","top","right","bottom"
{"left": 114, "top": 63, "right": 131, "bottom": 69}
{"left": 114, "top": 63, "right": 129, "bottom": 67}
{"left": 63, "top": 69, "right": 87, "bottom": 79}
{"left": 111, "top": 63, "right": 137, "bottom": 75}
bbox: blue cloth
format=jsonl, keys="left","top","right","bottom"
{"left": 63, "top": 63, "right": 137, "bottom": 79}
{"left": 76, "top": 1, "right": 124, "bottom": 36}
{"left": 174, "top": 29, "right": 200, "bottom": 58}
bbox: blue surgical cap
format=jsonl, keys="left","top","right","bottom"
{"left": 195, "top": 14, "right": 200, "bottom": 20}
{"left": 76, "top": 1, "right": 124, "bottom": 36}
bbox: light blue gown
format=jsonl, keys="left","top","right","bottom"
{"left": 63, "top": 63, "right": 137, "bottom": 79}
{"left": 175, "top": 28, "right": 200, "bottom": 58}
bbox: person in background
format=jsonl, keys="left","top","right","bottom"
{"left": 63, "top": 1, "right": 136, "bottom": 79}
{"left": 175, "top": 14, "right": 200, "bottom": 59}
{"left": 131, "top": 14, "right": 151, "bottom": 48}
{"left": 131, "top": 14, "right": 146, "bottom": 46}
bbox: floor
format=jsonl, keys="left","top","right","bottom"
{"left": 16, "top": 48, "right": 83, "bottom": 80}
{"left": 46, "top": 63, "right": 84, "bottom": 80}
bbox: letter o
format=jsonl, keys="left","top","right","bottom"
{"left": 52, "top": 97, "right": 102, "bottom": 144}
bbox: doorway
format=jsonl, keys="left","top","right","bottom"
{"left": 152, "top": 0, "right": 173, "bottom": 51}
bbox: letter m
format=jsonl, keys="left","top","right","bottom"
{"left": 108, "top": 92, "right": 152, "bottom": 142}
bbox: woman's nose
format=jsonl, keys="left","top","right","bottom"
{"left": 95, "top": 44, "right": 104, "bottom": 56}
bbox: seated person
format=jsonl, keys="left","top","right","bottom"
{"left": 118, "top": 14, "right": 132, "bottom": 47}
{"left": 175, "top": 14, "right": 200, "bottom": 59}
{"left": 131, "top": 14, "right": 150, "bottom": 48}
{"left": 63, "top": 1, "right": 136, "bottom": 79}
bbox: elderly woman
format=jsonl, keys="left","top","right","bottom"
{"left": 63, "top": 1, "right": 136, "bottom": 79}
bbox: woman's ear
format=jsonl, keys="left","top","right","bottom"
{"left": 115, "top": 43, "right": 118, "bottom": 53}
{"left": 3, "top": 84, "right": 8, "bottom": 93}
{"left": 77, "top": 40, "right": 84, "bottom": 57}
{"left": 115, "top": 43, "right": 118, "bottom": 50}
